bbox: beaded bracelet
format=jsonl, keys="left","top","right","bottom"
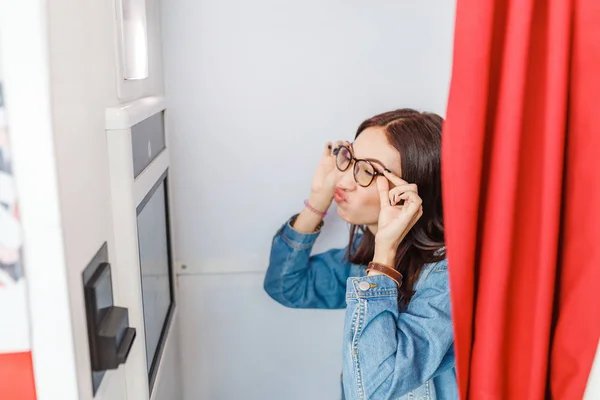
{"left": 304, "top": 199, "right": 327, "bottom": 217}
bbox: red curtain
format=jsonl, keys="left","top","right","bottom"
{"left": 0, "top": 352, "right": 37, "bottom": 400}
{"left": 442, "top": 0, "right": 600, "bottom": 398}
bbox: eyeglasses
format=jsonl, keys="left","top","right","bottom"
{"left": 333, "top": 145, "right": 385, "bottom": 187}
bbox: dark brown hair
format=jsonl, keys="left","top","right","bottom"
{"left": 347, "top": 109, "right": 445, "bottom": 305}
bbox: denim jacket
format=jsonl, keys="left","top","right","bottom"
{"left": 264, "top": 216, "right": 458, "bottom": 400}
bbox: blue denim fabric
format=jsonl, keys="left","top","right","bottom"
{"left": 264, "top": 216, "right": 458, "bottom": 400}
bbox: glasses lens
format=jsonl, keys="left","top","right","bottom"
{"left": 336, "top": 146, "right": 352, "bottom": 171}
{"left": 354, "top": 160, "right": 376, "bottom": 186}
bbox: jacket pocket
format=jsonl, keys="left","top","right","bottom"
{"left": 404, "top": 380, "right": 435, "bottom": 400}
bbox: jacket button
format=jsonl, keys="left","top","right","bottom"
{"left": 358, "top": 281, "right": 370, "bottom": 291}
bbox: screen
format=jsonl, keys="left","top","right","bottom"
{"left": 136, "top": 176, "right": 174, "bottom": 384}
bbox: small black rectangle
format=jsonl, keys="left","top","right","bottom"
{"left": 131, "top": 111, "right": 166, "bottom": 178}
{"left": 85, "top": 263, "right": 113, "bottom": 328}
{"left": 82, "top": 243, "right": 136, "bottom": 396}
{"left": 82, "top": 243, "right": 111, "bottom": 395}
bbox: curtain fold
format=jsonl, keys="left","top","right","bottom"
{"left": 442, "top": 0, "right": 600, "bottom": 398}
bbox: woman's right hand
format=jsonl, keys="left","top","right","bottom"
{"left": 310, "top": 141, "right": 346, "bottom": 201}
{"left": 292, "top": 141, "right": 346, "bottom": 233}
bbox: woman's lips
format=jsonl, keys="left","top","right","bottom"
{"left": 334, "top": 188, "right": 346, "bottom": 203}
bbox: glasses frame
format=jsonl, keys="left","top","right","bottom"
{"left": 333, "top": 145, "right": 384, "bottom": 187}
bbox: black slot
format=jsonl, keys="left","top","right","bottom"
{"left": 82, "top": 243, "right": 137, "bottom": 395}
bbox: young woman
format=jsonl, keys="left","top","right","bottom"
{"left": 264, "top": 109, "right": 457, "bottom": 399}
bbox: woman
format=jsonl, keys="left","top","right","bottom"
{"left": 264, "top": 109, "right": 457, "bottom": 400}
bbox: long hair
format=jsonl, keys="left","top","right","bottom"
{"left": 347, "top": 109, "right": 445, "bottom": 305}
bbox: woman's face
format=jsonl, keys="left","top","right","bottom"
{"left": 334, "top": 126, "right": 402, "bottom": 228}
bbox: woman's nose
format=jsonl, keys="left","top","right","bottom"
{"left": 336, "top": 167, "right": 356, "bottom": 190}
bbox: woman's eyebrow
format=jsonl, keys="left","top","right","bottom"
{"left": 364, "top": 158, "right": 387, "bottom": 168}
{"left": 349, "top": 143, "right": 390, "bottom": 171}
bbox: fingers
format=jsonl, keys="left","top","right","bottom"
{"left": 381, "top": 168, "right": 408, "bottom": 187}
{"left": 376, "top": 175, "right": 391, "bottom": 208}
{"left": 410, "top": 205, "right": 424, "bottom": 228}
{"left": 403, "top": 205, "right": 423, "bottom": 235}
{"left": 325, "top": 140, "right": 347, "bottom": 157}
{"left": 332, "top": 140, "right": 345, "bottom": 155}
{"left": 388, "top": 183, "right": 419, "bottom": 205}
{"left": 394, "top": 190, "right": 423, "bottom": 213}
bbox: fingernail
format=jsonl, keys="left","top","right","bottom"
{"left": 384, "top": 168, "right": 391, "bottom": 173}
{"left": 328, "top": 144, "right": 332, "bottom": 149}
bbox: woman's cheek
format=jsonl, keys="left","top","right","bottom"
{"left": 358, "top": 188, "right": 382, "bottom": 223}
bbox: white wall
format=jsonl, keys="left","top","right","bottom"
{"left": 151, "top": 314, "right": 183, "bottom": 400}
{"left": 585, "top": 343, "right": 600, "bottom": 399}
{"left": 161, "top": 1, "right": 456, "bottom": 399}
{"left": 44, "top": 0, "right": 166, "bottom": 398}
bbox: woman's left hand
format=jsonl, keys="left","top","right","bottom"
{"left": 374, "top": 170, "right": 423, "bottom": 252}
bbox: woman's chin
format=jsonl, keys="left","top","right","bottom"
{"left": 336, "top": 206, "right": 348, "bottom": 220}
{"left": 336, "top": 206, "right": 355, "bottom": 224}
{"left": 336, "top": 205, "right": 378, "bottom": 226}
